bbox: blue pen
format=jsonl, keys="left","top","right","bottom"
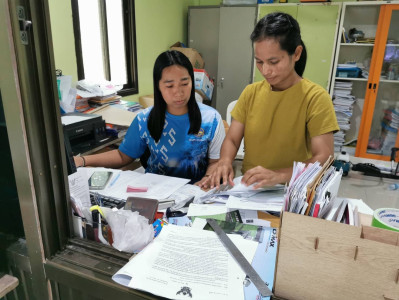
{"left": 109, "top": 172, "right": 121, "bottom": 187}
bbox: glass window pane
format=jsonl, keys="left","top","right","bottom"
{"left": 78, "top": 0, "right": 106, "bottom": 82}
{"left": 106, "top": 0, "right": 127, "bottom": 85}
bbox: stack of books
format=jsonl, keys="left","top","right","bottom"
{"left": 105, "top": 123, "right": 129, "bottom": 138}
{"left": 75, "top": 96, "right": 90, "bottom": 112}
{"left": 332, "top": 81, "right": 356, "bottom": 152}
{"left": 109, "top": 100, "right": 141, "bottom": 112}
{"left": 88, "top": 93, "right": 122, "bottom": 106}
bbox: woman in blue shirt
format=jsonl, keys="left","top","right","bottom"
{"left": 74, "top": 50, "right": 225, "bottom": 184}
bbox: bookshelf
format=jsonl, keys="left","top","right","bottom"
{"left": 330, "top": 1, "right": 399, "bottom": 161}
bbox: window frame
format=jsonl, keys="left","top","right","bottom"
{"left": 71, "top": 0, "right": 139, "bottom": 96}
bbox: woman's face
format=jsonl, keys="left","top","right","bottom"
{"left": 254, "top": 38, "right": 302, "bottom": 91}
{"left": 159, "top": 65, "right": 192, "bottom": 115}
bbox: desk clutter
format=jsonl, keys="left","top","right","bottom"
{"left": 68, "top": 161, "right": 399, "bottom": 300}
{"left": 57, "top": 74, "right": 143, "bottom": 153}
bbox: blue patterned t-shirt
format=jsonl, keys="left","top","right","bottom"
{"left": 119, "top": 103, "right": 225, "bottom": 183}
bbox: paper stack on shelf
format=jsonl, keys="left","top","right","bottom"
{"left": 89, "top": 93, "right": 122, "bottom": 105}
{"left": 332, "top": 81, "right": 356, "bottom": 152}
{"left": 75, "top": 95, "right": 90, "bottom": 112}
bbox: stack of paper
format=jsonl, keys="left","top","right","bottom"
{"left": 283, "top": 157, "right": 360, "bottom": 224}
{"left": 83, "top": 168, "right": 190, "bottom": 202}
{"left": 194, "top": 176, "right": 285, "bottom": 213}
{"left": 333, "top": 81, "right": 356, "bottom": 152}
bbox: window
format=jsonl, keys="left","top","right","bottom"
{"left": 71, "top": 0, "right": 138, "bottom": 96}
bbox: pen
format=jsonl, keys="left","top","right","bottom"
{"left": 109, "top": 172, "right": 121, "bottom": 187}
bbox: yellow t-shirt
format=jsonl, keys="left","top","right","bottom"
{"left": 231, "top": 79, "right": 339, "bottom": 173}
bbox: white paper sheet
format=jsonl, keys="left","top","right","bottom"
{"left": 187, "top": 203, "right": 232, "bottom": 217}
{"left": 226, "top": 191, "right": 284, "bottom": 212}
{"left": 112, "top": 225, "right": 258, "bottom": 300}
{"left": 99, "top": 172, "right": 190, "bottom": 201}
{"left": 68, "top": 168, "right": 91, "bottom": 208}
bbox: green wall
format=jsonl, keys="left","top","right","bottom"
{"left": 49, "top": 0, "right": 78, "bottom": 84}
{"left": 49, "top": 0, "right": 221, "bottom": 102}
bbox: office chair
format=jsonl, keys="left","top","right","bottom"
{"left": 226, "top": 100, "right": 245, "bottom": 159}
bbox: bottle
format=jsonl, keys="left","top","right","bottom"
{"left": 388, "top": 183, "right": 399, "bottom": 190}
{"left": 388, "top": 67, "right": 395, "bottom": 80}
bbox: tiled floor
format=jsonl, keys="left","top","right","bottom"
{"left": 338, "top": 157, "right": 399, "bottom": 211}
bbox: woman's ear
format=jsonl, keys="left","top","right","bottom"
{"left": 293, "top": 45, "right": 303, "bottom": 62}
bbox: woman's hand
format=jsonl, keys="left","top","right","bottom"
{"left": 199, "top": 160, "right": 235, "bottom": 189}
{"left": 241, "top": 166, "right": 287, "bottom": 189}
{"left": 194, "top": 175, "right": 211, "bottom": 190}
{"left": 74, "top": 156, "right": 85, "bottom": 168}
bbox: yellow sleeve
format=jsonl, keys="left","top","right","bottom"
{"left": 230, "top": 85, "right": 251, "bottom": 124}
{"left": 306, "top": 89, "right": 340, "bottom": 138}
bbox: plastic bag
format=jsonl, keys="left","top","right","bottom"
{"left": 57, "top": 75, "right": 77, "bottom": 113}
{"left": 104, "top": 208, "right": 154, "bottom": 253}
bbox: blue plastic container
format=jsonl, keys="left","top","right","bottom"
{"left": 336, "top": 67, "right": 361, "bottom": 78}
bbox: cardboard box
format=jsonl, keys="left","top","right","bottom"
{"left": 170, "top": 46, "right": 204, "bottom": 69}
{"left": 274, "top": 212, "right": 399, "bottom": 300}
{"left": 138, "top": 94, "right": 154, "bottom": 108}
{"left": 194, "top": 69, "right": 214, "bottom": 101}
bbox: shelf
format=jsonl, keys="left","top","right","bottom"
{"left": 335, "top": 77, "right": 368, "bottom": 82}
{"left": 340, "top": 43, "right": 374, "bottom": 47}
{"left": 380, "top": 79, "right": 399, "bottom": 84}
{"left": 340, "top": 43, "right": 399, "bottom": 47}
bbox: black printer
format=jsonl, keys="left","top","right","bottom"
{"left": 61, "top": 112, "right": 116, "bottom": 155}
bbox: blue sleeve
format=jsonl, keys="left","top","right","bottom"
{"left": 118, "top": 116, "right": 147, "bottom": 159}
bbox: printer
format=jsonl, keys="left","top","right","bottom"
{"left": 61, "top": 112, "right": 116, "bottom": 155}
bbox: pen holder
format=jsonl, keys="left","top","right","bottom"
{"left": 72, "top": 215, "right": 113, "bottom": 245}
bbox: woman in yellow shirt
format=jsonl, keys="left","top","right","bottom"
{"left": 203, "top": 12, "right": 339, "bottom": 189}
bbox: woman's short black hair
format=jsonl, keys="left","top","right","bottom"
{"left": 148, "top": 50, "right": 201, "bottom": 142}
{"left": 250, "top": 12, "right": 307, "bottom": 77}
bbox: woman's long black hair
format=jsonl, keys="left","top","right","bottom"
{"left": 148, "top": 50, "right": 201, "bottom": 142}
{"left": 250, "top": 12, "right": 307, "bottom": 77}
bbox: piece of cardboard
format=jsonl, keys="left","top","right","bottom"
{"left": 194, "top": 69, "right": 214, "bottom": 101}
{"left": 274, "top": 212, "right": 399, "bottom": 299}
{"left": 87, "top": 104, "right": 137, "bottom": 127}
{"left": 170, "top": 47, "right": 204, "bottom": 69}
{"left": 139, "top": 94, "right": 154, "bottom": 108}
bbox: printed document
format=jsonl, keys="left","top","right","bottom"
{"left": 100, "top": 171, "right": 190, "bottom": 201}
{"left": 112, "top": 224, "right": 258, "bottom": 300}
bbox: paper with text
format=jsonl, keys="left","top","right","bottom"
{"left": 112, "top": 224, "right": 257, "bottom": 300}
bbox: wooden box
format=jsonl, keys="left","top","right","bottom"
{"left": 274, "top": 212, "right": 399, "bottom": 300}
